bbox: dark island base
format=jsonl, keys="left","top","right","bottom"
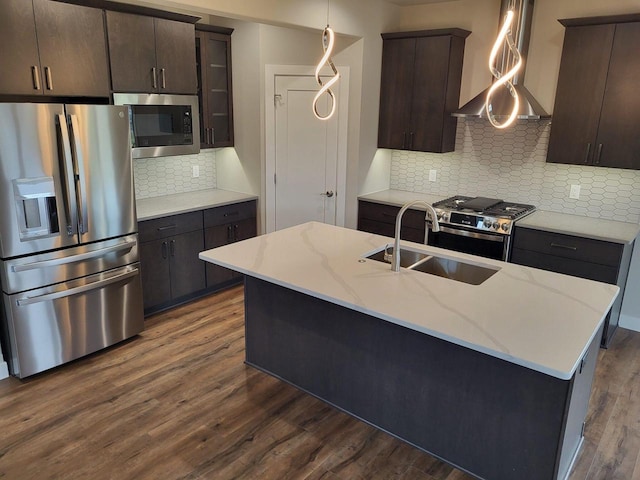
{"left": 243, "top": 276, "right": 602, "bottom": 480}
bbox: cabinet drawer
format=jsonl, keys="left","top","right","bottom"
{"left": 358, "top": 201, "right": 426, "bottom": 230}
{"left": 139, "top": 211, "right": 203, "bottom": 242}
{"left": 512, "top": 227, "right": 622, "bottom": 267}
{"left": 510, "top": 248, "right": 618, "bottom": 284}
{"left": 204, "top": 200, "right": 256, "bottom": 228}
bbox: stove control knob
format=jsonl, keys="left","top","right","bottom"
{"left": 483, "top": 219, "right": 493, "bottom": 229}
{"left": 501, "top": 223, "right": 510, "bottom": 232}
{"left": 492, "top": 222, "right": 500, "bottom": 230}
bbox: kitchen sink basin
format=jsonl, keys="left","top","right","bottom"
{"left": 365, "top": 246, "right": 432, "bottom": 269}
{"left": 410, "top": 255, "right": 499, "bottom": 285}
{"left": 365, "top": 246, "right": 499, "bottom": 285}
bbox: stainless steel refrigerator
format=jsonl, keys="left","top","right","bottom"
{"left": 0, "top": 103, "right": 144, "bottom": 378}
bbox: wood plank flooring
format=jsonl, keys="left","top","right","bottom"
{"left": 0, "top": 285, "right": 639, "bottom": 479}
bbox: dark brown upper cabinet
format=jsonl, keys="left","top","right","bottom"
{"left": 106, "top": 11, "right": 197, "bottom": 94}
{"left": 547, "top": 16, "right": 640, "bottom": 170}
{"left": 378, "top": 29, "right": 470, "bottom": 153}
{"left": 0, "top": 0, "right": 109, "bottom": 97}
{"left": 195, "top": 25, "right": 234, "bottom": 148}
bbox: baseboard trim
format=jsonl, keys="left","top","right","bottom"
{"left": 0, "top": 360, "right": 8, "bottom": 380}
{"left": 619, "top": 313, "right": 640, "bottom": 333}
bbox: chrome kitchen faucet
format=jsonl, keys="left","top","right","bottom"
{"left": 392, "top": 200, "right": 440, "bottom": 272}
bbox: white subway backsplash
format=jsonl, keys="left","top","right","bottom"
{"left": 390, "top": 118, "right": 640, "bottom": 224}
{"left": 133, "top": 150, "right": 217, "bottom": 199}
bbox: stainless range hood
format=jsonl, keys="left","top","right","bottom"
{"left": 453, "top": 0, "right": 550, "bottom": 120}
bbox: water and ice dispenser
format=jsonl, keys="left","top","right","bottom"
{"left": 13, "top": 177, "right": 60, "bottom": 241}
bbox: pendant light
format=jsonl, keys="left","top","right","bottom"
{"left": 485, "top": 1, "right": 523, "bottom": 129}
{"left": 312, "top": 0, "right": 340, "bottom": 121}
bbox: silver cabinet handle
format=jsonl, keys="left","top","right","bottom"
{"left": 584, "top": 143, "right": 591, "bottom": 164}
{"left": 550, "top": 242, "right": 577, "bottom": 251}
{"left": 152, "top": 67, "right": 157, "bottom": 89}
{"left": 16, "top": 268, "right": 139, "bottom": 306}
{"left": 595, "top": 144, "right": 603, "bottom": 165}
{"left": 321, "top": 191, "right": 334, "bottom": 198}
{"left": 160, "top": 68, "right": 166, "bottom": 89}
{"left": 161, "top": 241, "right": 168, "bottom": 259}
{"left": 170, "top": 239, "right": 175, "bottom": 257}
{"left": 11, "top": 240, "right": 137, "bottom": 272}
{"left": 31, "top": 66, "right": 41, "bottom": 90}
{"left": 44, "top": 66, "right": 53, "bottom": 90}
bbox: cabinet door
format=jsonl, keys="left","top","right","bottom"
{"left": 411, "top": 36, "right": 452, "bottom": 152}
{"left": 140, "top": 239, "right": 172, "bottom": 311}
{"left": 204, "top": 224, "right": 235, "bottom": 287}
{"left": 233, "top": 218, "right": 257, "bottom": 242}
{"left": 169, "top": 230, "right": 206, "bottom": 299}
{"left": 0, "top": 0, "right": 42, "bottom": 95}
{"left": 378, "top": 38, "right": 416, "bottom": 149}
{"left": 155, "top": 18, "right": 197, "bottom": 94}
{"left": 546, "top": 24, "right": 615, "bottom": 166}
{"left": 197, "top": 31, "right": 234, "bottom": 147}
{"left": 106, "top": 11, "right": 157, "bottom": 93}
{"left": 33, "top": 0, "right": 110, "bottom": 97}
{"left": 595, "top": 22, "right": 640, "bottom": 169}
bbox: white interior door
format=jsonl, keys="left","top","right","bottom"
{"left": 274, "top": 74, "right": 339, "bottom": 231}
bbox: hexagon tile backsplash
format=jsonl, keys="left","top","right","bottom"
{"left": 133, "top": 149, "right": 217, "bottom": 200}
{"left": 390, "top": 118, "right": 640, "bottom": 224}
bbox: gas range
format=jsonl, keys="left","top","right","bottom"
{"left": 432, "top": 196, "right": 536, "bottom": 236}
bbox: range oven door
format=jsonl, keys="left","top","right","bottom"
{"left": 428, "top": 225, "right": 510, "bottom": 261}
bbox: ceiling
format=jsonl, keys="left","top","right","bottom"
{"left": 386, "top": 0, "right": 455, "bottom": 5}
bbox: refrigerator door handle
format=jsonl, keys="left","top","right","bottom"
{"left": 68, "top": 114, "right": 88, "bottom": 234}
{"left": 56, "top": 113, "right": 79, "bottom": 236}
{"left": 10, "top": 239, "right": 137, "bottom": 273}
{"left": 16, "top": 267, "right": 139, "bottom": 306}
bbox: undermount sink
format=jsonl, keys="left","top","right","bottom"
{"left": 365, "top": 246, "right": 500, "bottom": 285}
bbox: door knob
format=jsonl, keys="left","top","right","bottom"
{"left": 322, "top": 191, "right": 334, "bottom": 198}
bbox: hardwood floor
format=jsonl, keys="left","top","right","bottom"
{"left": 0, "top": 285, "right": 639, "bottom": 479}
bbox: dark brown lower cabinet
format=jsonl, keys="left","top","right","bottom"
{"left": 357, "top": 200, "right": 426, "bottom": 243}
{"left": 204, "top": 201, "right": 257, "bottom": 289}
{"left": 511, "top": 227, "right": 634, "bottom": 347}
{"left": 138, "top": 200, "right": 257, "bottom": 314}
{"left": 139, "top": 211, "right": 206, "bottom": 315}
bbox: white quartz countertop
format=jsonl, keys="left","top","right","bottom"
{"left": 200, "top": 222, "right": 619, "bottom": 380}
{"left": 517, "top": 210, "right": 640, "bottom": 245}
{"left": 359, "top": 190, "right": 445, "bottom": 208}
{"left": 136, "top": 189, "right": 258, "bottom": 221}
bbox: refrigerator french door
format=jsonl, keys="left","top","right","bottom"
{"left": 0, "top": 103, "right": 144, "bottom": 378}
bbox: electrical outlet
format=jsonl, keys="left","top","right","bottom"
{"left": 192, "top": 165, "right": 200, "bottom": 178}
{"left": 569, "top": 184, "right": 580, "bottom": 199}
{"left": 429, "top": 169, "right": 437, "bottom": 182}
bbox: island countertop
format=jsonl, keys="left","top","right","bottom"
{"left": 199, "top": 222, "right": 619, "bottom": 380}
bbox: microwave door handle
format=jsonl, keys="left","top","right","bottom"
{"left": 56, "top": 114, "right": 78, "bottom": 236}
{"left": 16, "top": 267, "right": 139, "bottom": 306}
{"left": 68, "top": 114, "right": 88, "bottom": 234}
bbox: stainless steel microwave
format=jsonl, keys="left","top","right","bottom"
{"left": 113, "top": 93, "right": 200, "bottom": 159}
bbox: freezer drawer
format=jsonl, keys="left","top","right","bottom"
{"left": 2, "top": 263, "right": 144, "bottom": 378}
{"left": 1, "top": 234, "right": 139, "bottom": 294}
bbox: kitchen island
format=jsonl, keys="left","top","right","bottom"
{"left": 199, "top": 222, "right": 619, "bottom": 480}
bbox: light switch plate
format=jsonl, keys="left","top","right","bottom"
{"left": 569, "top": 184, "right": 580, "bottom": 199}
{"left": 192, "top": 165, "right": 200, "bottom": 178}
{"left": 429, "top": 169, "right": 437, "bottom": 182}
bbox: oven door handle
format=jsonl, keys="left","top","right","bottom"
{"left": 435, "top": 225, "right": 505, "bottom": 243}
